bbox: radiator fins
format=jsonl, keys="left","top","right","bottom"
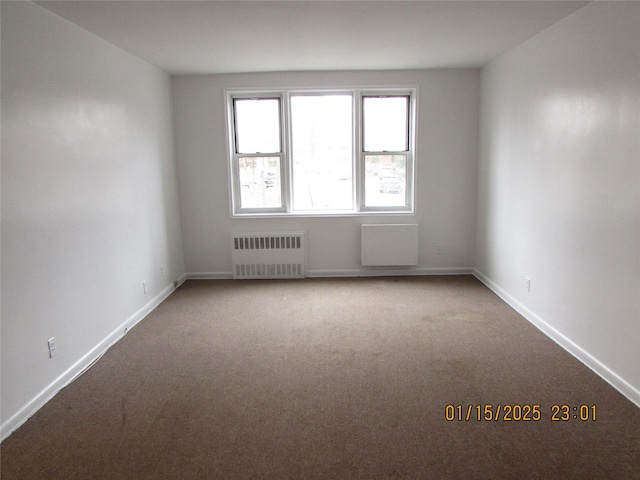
{"left": 232, "top": 233, "right": 305, "bottom": 279}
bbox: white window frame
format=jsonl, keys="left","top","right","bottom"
{"left": 228, "top": 93, "right": 288, "bottom": 214}
{"left": 358, "top": 91, "right": 415, "bottom": 213}
{"left": 226, "top": 87, "right": 417, "bottom": 217}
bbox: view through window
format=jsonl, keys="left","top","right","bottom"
{"left": 291, "top": 95, "right": 353, "bottom": 210}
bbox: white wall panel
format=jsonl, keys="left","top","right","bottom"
{"left": 172, "top": 69, "right": 479, "bottom": 276}
{"left": 1, "top": 1, "right": 185, "bottom": 436}
{"left": 361, "top": 224, "right": 419, "bottom": 266}
{"left": 476, "top": 2, "right": 640, "bottom": 402}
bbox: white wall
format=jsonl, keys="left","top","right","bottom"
{"left": 173, "top": 70, "right": 480, "bottom": 277}
{"left": 1, "top": 1, "right": 185, "bottom": 437}
{"left": 476, "top": 2, "right": 640, "bottom": 404}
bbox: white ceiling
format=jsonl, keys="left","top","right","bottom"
{"left": 36, "top": 0, "right": 589, "bottom": 75}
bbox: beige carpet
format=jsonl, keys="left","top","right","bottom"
{"left": 1, "top": 276, "right": 639, "bottom": 479}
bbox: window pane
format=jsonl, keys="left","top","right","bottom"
{"left": 234, "top": 98, "right": 281, "bottom": 154}
{"left": 364, "top": 154, "right": 407, "bottom": 207}
{"left": 363, "top": 96, "right": 409, "bottom": 152}
{"left": 291, "top": 95, "right": 353, "bottom": 210}
{"left": 238, "top": 156, "right": 282, "bottom": 209}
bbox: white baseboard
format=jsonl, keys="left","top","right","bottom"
{"left": 307, "top": 267, "right": 474, "bottom": 277}
{"left": 187, "top": 272, "right": 233, "bottom": 280}
{"left": 0, "top": 278, "right": 184, "bottom": 442}
{"left": 174, "top": 273, "right": 188, "bottom": 287}
{"left": 186, "top": 267, "right": 473, "bottom": 280}
{"left": 473, "top": 269, "right": 640, "bottom": 408}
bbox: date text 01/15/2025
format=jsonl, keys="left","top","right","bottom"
{"left": 444, "top": 404, "right": 597, "bottom": 422}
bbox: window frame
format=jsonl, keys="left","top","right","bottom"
{"left": 226, "top": 87, "right": 417, "bottom": 217}
{"left": 359, "top": 92, "right": 414, "bottom": 213}
{"left": 228, "top": 93, "right": 288, "bottom": 214}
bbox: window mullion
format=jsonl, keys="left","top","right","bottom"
{"left": 405, "top": 151, "right": 413, "bottom": 210}
{"left": 231, "top": 151, "right": 241, "bottom": 214}
{"left": 282, "top": 93, "right": 292, "bottom": 213}
{"left": 354, "top": 91, "right": 364, "bottom": 212}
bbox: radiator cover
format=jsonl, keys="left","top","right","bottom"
{"left": 232, "top": 232, "right": 306, "bottom": 279}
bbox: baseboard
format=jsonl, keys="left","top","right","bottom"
{"left": 187, "top": 268, "right": 473, "bottom": 280}
{"left": 174, "top": 273, "right": 188, "bottom": 287}
{"left": 187, "top": 272, "right": 233, "bottom": 280}
{"left": 473, "top": 269, "right": 640, "bottom": 408}
{"left": 0, "top": 279, "right": 183, "bottom": 442}
{"left": 186, "top": 267, "right": 473, "bottom": 280}
{"left": 307, "top": 267, "right": 474, "bottom": 277}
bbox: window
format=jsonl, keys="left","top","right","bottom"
{"left": 362, "top": 95, "right": 410, "bottom": 209}
{"left": 232, "top": 97, "right": 283, "bottom": 210}
{"left": 227, "top": 88, "right": 415, "bottom": 216}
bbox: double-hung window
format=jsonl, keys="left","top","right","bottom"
{"left": 227, "top": 88, "right": 415, "bottom": 216}
{"left": 231, "top": 96, "right": 285, "bottom": 212}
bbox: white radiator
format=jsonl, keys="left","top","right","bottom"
{"left": 361, "top": 224, "right": 419, "bottom": 266}
{"left": 231, "top": 232, "right": 306, "bottom": 279}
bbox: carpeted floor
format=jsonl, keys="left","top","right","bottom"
{"left": 1, "top": 276, "right": 638, "bottom": 479}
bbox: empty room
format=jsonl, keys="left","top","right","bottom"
{"left": 1, "top": 1, "right": 638, "bottom": 478}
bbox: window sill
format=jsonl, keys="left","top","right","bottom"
{"left": 231, "top": 210, "right": 416, "bottom": 219}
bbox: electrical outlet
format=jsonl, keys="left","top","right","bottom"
{"left": 525, "top": 278, "right": 531, "bottom": 292}
{"left": 48, "top": 337, "right": 57, "bottom": 358}
{"left": 143, "top": 281, "right": 148, "bottom": 294}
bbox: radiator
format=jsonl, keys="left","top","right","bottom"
{"left": 231, "top": 232, "right": 306, "bottom": 279}
{"left": 361, "top": 224, "right": 419, "bottom": 266}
